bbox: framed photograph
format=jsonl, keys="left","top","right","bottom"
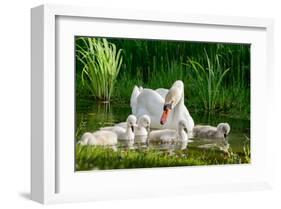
{"left": 31, "top": 4, "right": 274, "bottom": 204}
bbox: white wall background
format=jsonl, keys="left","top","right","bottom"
{"left": 0, "top": 0, "right": 280, "bottom": 208}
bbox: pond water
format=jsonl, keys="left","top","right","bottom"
{"left": 76, "top": 100, "right": 250, "bottom": 155}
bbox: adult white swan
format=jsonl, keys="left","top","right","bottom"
{"left": 130, "top": 80, "right": 194, "bottom": 136}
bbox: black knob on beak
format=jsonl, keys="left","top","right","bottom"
{"left": 163, "top": 103, "right": 172, "bottom": 111}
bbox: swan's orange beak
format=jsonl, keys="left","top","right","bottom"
{"left": 160, "top": 109, "right": 171, "bottom": 125}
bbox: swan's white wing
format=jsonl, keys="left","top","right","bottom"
{"left": 100, "top": 126, "right": 125, "bottom": 136}
{"left": 155, "top": 88, "right": 168, "bottom": 99}
{"left": 180, "top": 104, "right": 194, "bottom": 136}
{"left": 136, "top": 89, "right": 164, "bottom": 116}
{"left": 100, "top": 126, "right": 114, "bottom": 131}
{"left": 159, "top": 130, "right": 177, "bottom": 142}
{"left": 79, "top": 132, "right": 94, "bottom": 145}
{"left": 149, "top": 129, "right": 176, "bottom": 143}
{"left": 135, "top": 89, "right": 165, "bottom": 129}
{"left": 92, "top": 130, "right": 118, "bottom": 145}
{"left": 148, "top": 130, "right": 162, "bottom": 141}
{"left": 130, "top": 86, "right": 142, "bottom": 115}
{"left": 115, "top": 122, "right": 127, "bottom": 129}
{"left": 193, "top": 125, "right": 216, "bottom": 133}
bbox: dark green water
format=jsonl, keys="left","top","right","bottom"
{"left": 76, "top": 100, "right": 250, "bottom": 155}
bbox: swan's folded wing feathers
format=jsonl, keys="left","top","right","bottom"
{"left": 193, "top": 125, "right": 218, "bottom": 138}
{"left": 80, "top": 132, "right": 94, "bottom": 145}
{"left": 115, "top": 122, "right": 127, "bottom": 129}
{"left": 130, "top": 86, "right": 142, "bottom": 115}
{"left": 99, "top": 126, "right": 125, "bottom": 135}
{"left": 91, "top": 131, "right": 118, "bottom": 145}
{"left": 155, "top": 88, "right": 168, "bottom": 99}
{"left": 100, "top": 126, "right": 113, "bottom": 131}
{"left": 159, "top": 130, "right": 177, "bottom": 142}
{"left": 149, "top": 129, "right": 176, "bottom": 142}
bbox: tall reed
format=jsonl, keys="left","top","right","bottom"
{"left": 185, "top": 49, "right": 230, "bottom": 111}
{"left": 76, "top": 37, "right": 123, "bottom": 102}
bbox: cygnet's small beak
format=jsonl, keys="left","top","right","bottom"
{"left": 184, "top": 128, "right": 188, "bottom": 133}
{"left": 131, "top": 126, "right": 134, "bottom": 132}
{"left": 224, "top": 133, "right": 227, "bottom": 139}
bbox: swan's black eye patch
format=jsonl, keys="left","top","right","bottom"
{"left": 163, "top": 103, "right": 172, "bottom": 111}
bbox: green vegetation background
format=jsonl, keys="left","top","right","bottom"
{"left": 76, "top": 38, "right": 250, "bottom": 119}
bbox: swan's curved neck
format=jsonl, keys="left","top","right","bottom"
{"left": 171, "top": 90, "right": 185, "bottom": 121}
{"left": 177, "top": 128, "right": 187, "bottom": 141}
{"left": 126, "top": 125, "right": 133, "bottom": 135}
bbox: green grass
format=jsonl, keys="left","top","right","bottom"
{"left": 76, "top": 37, "right": 123, "bottom": 102}
{"left": 75, "top": 144, "right": 250, "bottom": 171}
{"left": 242, "top": 136, "right": 251, "bottom": 163}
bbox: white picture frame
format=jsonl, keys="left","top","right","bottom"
{"left": 31, "top": 4, "right": 274, "bottom": 204}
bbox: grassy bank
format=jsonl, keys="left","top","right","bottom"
{"left": 75, "top": 144, "right": 250, "bottom": 171}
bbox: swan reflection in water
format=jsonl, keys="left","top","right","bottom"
{"left": 193, "top": 137, "right": 230, "bottom": 154}
{"left": 116, "top": 134, "right": 230, "bottom": 156}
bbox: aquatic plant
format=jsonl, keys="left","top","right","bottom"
{"left": 243, "top": 136, "right": 251, "bottom": 163}
{"left": 76, "top": 37, "right": 123, "bottom": 102}
{"left": 75, "top": 144, "right": 249, "bottom": 171}
{"left": 75, "top": 114, "right": 87, "bottom": 140}
{"left": 185, "top": 49, "right": 230, "bottom": 111}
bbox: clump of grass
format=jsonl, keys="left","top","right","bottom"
{"left": 243, "top": 136, "right": 251, "bottom": 163}
{"left": 76, "top": 37, "right": 123, "bottom": 102}
{"left": 75, "top": 144, "right": 250, "bottom": 171}
{"left": 185, "top": 49, "right": 230, "bottom": 111}
{"left": 75, "top": 115, "right": 87, "bottom": 141}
